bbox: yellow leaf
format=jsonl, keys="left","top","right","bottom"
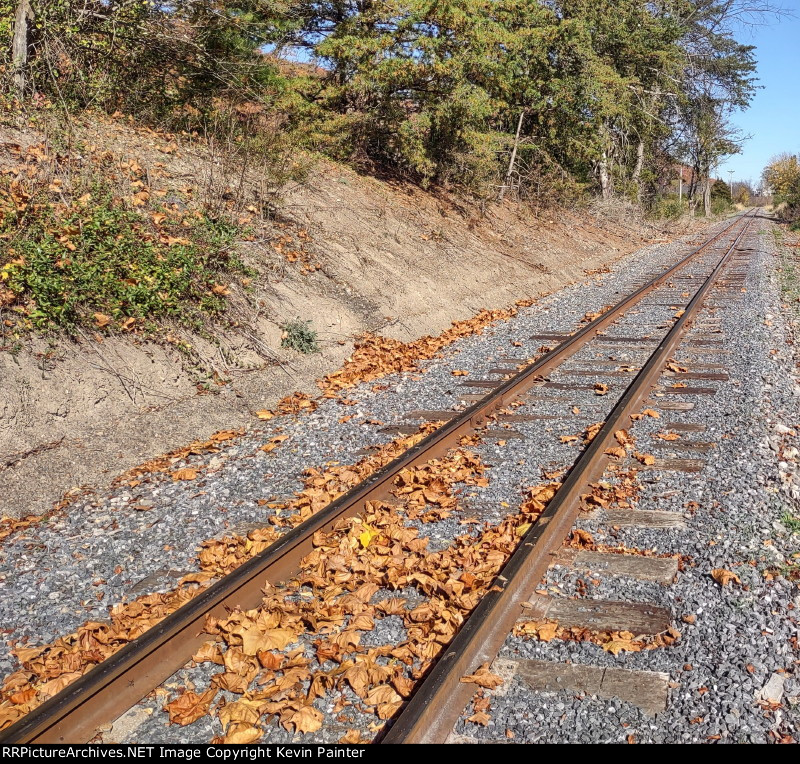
{"left": 358, "top": 524, "right": 378, "bottom": 548}
{"left": 255, "top": 410, "right": 274, "bottom": 421}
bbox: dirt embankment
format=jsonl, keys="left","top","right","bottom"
{"left": 0, "top": 117, "right": 702, "bottom": 519}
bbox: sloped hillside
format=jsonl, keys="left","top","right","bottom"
{"left": 0, "top": 115, "right": 699, "bottom": 518}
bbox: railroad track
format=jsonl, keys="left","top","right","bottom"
{"left": 0, "top": 210, "right": 757, "bottom": 744}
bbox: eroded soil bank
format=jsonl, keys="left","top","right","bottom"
{"left": 0, "top": 117, "right": 706, "bottom": 519}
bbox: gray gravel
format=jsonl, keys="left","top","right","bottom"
{"left": 453, "top": 215, "right": 800, "bottom": 744}
{"left": 6, "top": 214, "right": 794, "bottom": 744}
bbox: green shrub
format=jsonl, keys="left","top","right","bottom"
{"left": 1, "top": 180, "right": 246, "bottom": 332}
{"left": 711, "top": 197, "right": 733, "bottom": 216}
{"left": 648, "top": 197, "right": 684, "bottom": 221}
{"left": 280, "top": 320, "right": 319, "bottom": 354}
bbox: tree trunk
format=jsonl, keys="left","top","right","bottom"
{"left": 632, "top": 139, "right": 645, "bottom": 200}
{"left": 703, "top": 177, "right": 712, "bottom": 217}
{"left": 12, "top": 0, "right": 33, "bottom": 98}
{"left": 498, "top": 110, "right": 525, "bottom": 202}
{"left": 598, "top": 149, "right": 611, "bottom": 200}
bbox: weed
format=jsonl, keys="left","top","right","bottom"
{"left": 781, "top": 511, "right": 800, "bottom": 533}
{"left": 281, "top": 320, "right": 319, "bottom": 354}
{"left": 1, "top": 176, "right": 247, "bottom": 334}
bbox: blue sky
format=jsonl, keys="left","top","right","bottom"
{"left": 717, "top": 2, "right": 800, "bottom": 185}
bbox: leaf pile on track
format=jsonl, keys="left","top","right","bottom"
{"left": 512, "top": 620, "right": 681, "bottom": 656}
{"left": 197, "top": 424, "right": 440, "bottom": 577}
{"left": 0, "top": 424, "right": 442, "bottom": 730}
{"left": 0, "top": 584, "right": 206, "bottom": 730}
{"left": 580, "top": 469, "right": 641, "bottom": 510}
{"left": 318, "top": 305, "right": 530, "bottom": 398}
{"left": 165, "top": 462, "right": 562, "bottom": 741}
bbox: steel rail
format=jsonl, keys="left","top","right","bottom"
{"left": 0, "top": 213, "right": 751, "bottom": 743}
{"left": 381, "top": 211, "right": 756, "bottom": 743}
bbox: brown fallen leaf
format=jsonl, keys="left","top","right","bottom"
{"left": 603, "top": 638, "right": 642, "bottom": 656}
{"left": 9, "top": 688, "right": 35, "bottom": 705}
{"left": 460, "top": 663, "right": 504, "bottom": 690}
{"left": 594, "top": 382, "right": 609, "bottom": 395}
{"left": 451, "top": 370, "right": 470, "bottom": 376}
{"left": 255, "top": 410, "right": 274, "bottom": 421}
{"left": 656, "top": 432, "right": 680, "bottom": 441}
{"left": 537, "top": 622, "right": 559, "bottom": 642}
{"left": 218, "top": 722, "right": 262, "bottom": 744}
{"left": 711, "top": 568, "right": 741, "bottom": 587}
{"left": 218, "top": 699, "right": 261, "bottom": 730}
{"left": 93, "top": 312, "right": 111, "bottom": 328}
{"left": 634, "top": 452, "right": 656, "bottom": 466}
{"left": 283, "top": 705, "right": 323, "bottom": 734}
{"left": 241, "top": 627, "right": 297, "bottom": 655}
{"left": 171, "top": 468, "right": 198, "bottom": 481}
{"left": 363, "top": 684, "right": 402, "bottom": 706}
{"left": 163, "top": 688, "right": 216, "bottom": 726}
{"left": 466, "top": 711, "right": 491, "bottom": 726}
{"left": 260, "top": 435, "right": 290, "bottom": 453}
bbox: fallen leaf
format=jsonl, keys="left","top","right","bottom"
{"left": 241, "top": 627, "right": 297, "bottom": 655}
{"left": 711, "top": 568, "right": 741, "bottom": 587}
{"left": 172, "top": 468, "right": 198, "bottom": 481}
{"left": 460, "top": 663, "right": 504, "bottom": 689}
{"left": 283, "top": 705, "right": 323, "bottom": 734}
{"left": 163, "top": 688, "right": 216, "bottom": 726}
{"left": 219, "top": 722, "right": 262, "bottom": 743}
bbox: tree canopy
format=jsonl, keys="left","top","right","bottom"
{"left": 3, "top": 0, "right": 768, "bottom": 209}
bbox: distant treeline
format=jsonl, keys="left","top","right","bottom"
{"left": 3, "top": 1, "right": 768, "bottom": 211}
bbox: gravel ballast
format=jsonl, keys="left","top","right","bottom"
{"left": 4, "top": 214, "right": 797, "bottom": 744}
